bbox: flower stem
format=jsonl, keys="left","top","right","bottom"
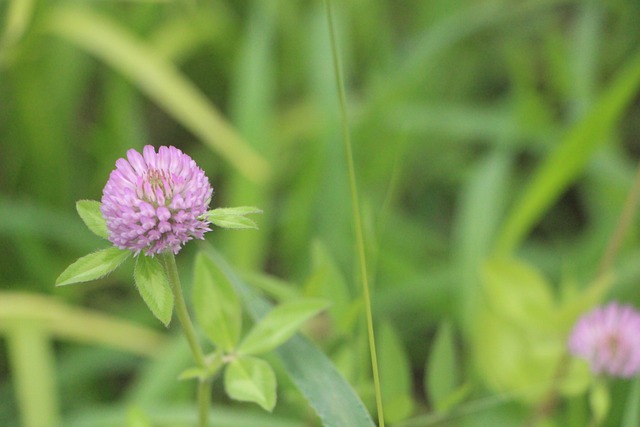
{"left": 161, "top": 251, "right": 209, "bottom": 427}
{"left": 198, "top": 378, "right": 213, "bottom": 426}
{"left": 324, "top": 1, "right": 385, "bottom": 425}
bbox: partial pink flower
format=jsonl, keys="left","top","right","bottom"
{"left": 101, "top": 145, "right": 213, "bottom": 256}
{"left": 568, "top": 302, "right": 640, "bottom": 378}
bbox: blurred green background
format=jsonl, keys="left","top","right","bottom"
{"left": 1, "top": 0, "right": 640, "bottom": 426}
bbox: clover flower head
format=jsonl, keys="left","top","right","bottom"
{"left": 101, "top": 145, "right": 213, "bottom": 256}
{"left": 568, "top": 302, "right": 640, "bottom": 378}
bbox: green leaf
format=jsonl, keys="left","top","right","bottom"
{"left": 590, "top": 379, "right": 610, "bottom": 425}
{"left": 56, "top": 247, "right": 130, "bottom": 286}
{"left": 224, "top": 356, "right": 276, "bottom": 411}
{"left": 379, "top": 321, "right": 414, "bottom": 423}
{"left": 126, "top": 406, "right": 151, "bottom": 427}
{"left": 495, "top": 49, "right": 640, "bottom": 253}
{"left": 622, "top": 377, "right": 640, "bottom": 427}
{"left": 203, "top": 206, "right": 263, "bottom": 230}
{"left": 178, "top": 353, "right": 224, "bottom": 381}
{"left": 306, "top": 240, "right": 353, "bottom": 336}
{"left": 426, "top": 321, "right": 459, "bottom": 412}
{"left": 238, "top": 298, "right": 329, "bottom": 356}
{"left": 134, "top": 256, "right": 173, "bottom": 327}
{"left": 192, "top": 252, "right": 242, "bottom": 351}
{"left": 201, "top": 245, "right": 375, "bottom": 426}
{"left": 482, "top": 257, "right": 555, "bottom": 329}
{"left": 76, "top": 200, "right": 109, "bottom": 239}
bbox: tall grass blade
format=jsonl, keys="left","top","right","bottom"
{"left": 324, "top": 0, "right": 385, "bottom": 424}
{"left": 46, "top": 6, "right": 270, "bottom": 183}
{"left": 495, "top": 50, "right": 640, "bottom": 254}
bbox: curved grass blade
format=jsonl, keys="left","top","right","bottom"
{"left": 45, "top": 6, "right": 269, "bottom": 184}
{"left": 495, "top": 49, "right": 640, "bottom": 254}
{"left": 200, "top": 244, "right": 376, "bottom": 427}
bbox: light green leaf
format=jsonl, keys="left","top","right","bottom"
{"left": 426, "top": 321, "right": 459, "bottom": 412}
{"left": 126, "top": 406, "right": 151, "bottom": 427}
{"left": 203, "top": 206, "right": 263, "bottom": 230}
{"left": 192, "top": 252, "right": 242, "bottom": 351}
{"left": 178, "top": 353, "right": 224, "bottom": 381}
{"left": 238, "top": 298, "right": 329, "bottom": 356}
{"left": 379, "top": 321, "right": 414, "bottom": 423}
{"left": 590, "top": 379, "right": 610, "bottom": 425}
{"left": 224, "top": 356, "right": 276, "bottom": 411}
{"left": 76, "top": 200, "right": 109, "bottom": 239}
{"left": 482, "top": 257, "right": 555, "bottom": 329}
{"left": 134, "top": 256, "right": 173, "bottom": 327}
{"left": 56, "top": 247, "right": 130, "bottom": 286}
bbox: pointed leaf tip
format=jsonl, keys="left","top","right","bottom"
{"left": 56, "top": 247, "right": 130, "bottom": 286}
{"left": 76, "top": 200, "right": 109, "bottom": 239}
{"left": 238, "top": 298, "right": 330, "bottom": 355}
{"left": 224, "top": 356, "right": 277, "bottom": 411}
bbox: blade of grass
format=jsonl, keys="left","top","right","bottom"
{"left": 0, "top": 292, "right": 166, "bottom": 357}
{"left": 495, "top": 49, "right": 640, "bottom": 254}
{"left": 221, "top": 0, "right": 276, "bottom": 269}
{"left": 0, "top": 0, "right": 34, "bottom": 50}
{"left": 45, "top": 6, "right": 270, "bottom": 184}
{"left": 6, "top": 321, "right": 59, "bottom": 427}
{"left": 324, "top": 0, "right": 384, "bottom": 424}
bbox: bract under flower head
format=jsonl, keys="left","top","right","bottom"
{"left": 101, "top": 145, "right": 213, "bottom": 255}
{"left": 568, "top": 302, "right": 640, "bottom": 378}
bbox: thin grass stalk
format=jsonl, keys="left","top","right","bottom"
{"left": 323, "top": 1, "right": 385, "bottom": 425}
{"left": 596, "top": 161, "right": 640, "bottom": 277}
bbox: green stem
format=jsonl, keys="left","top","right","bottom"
{"left": 324, "top": 1, "right": 385, "bottom": 425}
{"left": 198, "top": 378, "right": 213, "bottom": 426}
{"left": 161, "top": 251, "right": 209, "bottom": 427}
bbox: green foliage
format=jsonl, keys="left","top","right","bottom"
{"left": 192, "top": 252, "right": 242, "bottom": 352}
{"left": 3, "top": 0, "right": 640, "bottom": 425}
{"left": 203, "top": 206, "right": 263, "bottom": 230}
{"left": 426, "top": 321, "right": 463, "bottom": 412}
{"left": 76, "top": 200, "right": 109, "bottom": 239}
{"left": 224, "top": 356, "right": 277, "bottom": 412}
{"left": 378, "top": 321, "right": 414, "bottom": 424}
{"left": 55, "top": 247, "right": 130, "bottom": 286}
{"left": 134, "top": 256, "right": 173, "bottom": 327}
